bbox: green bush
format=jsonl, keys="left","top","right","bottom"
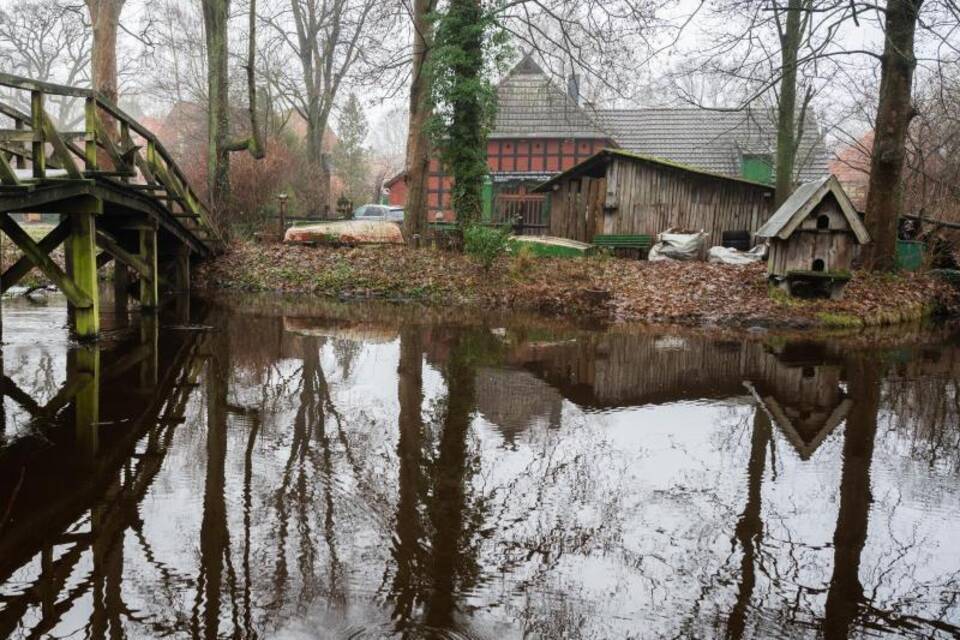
{"left": 463, "top": 224, "right": 511, "bottom": 271}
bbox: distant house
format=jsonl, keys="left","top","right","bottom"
{"left": 387, "top": 54, "right": 829, "bottom": 228}
{"left": 830, "top": 132, "right": 873, "bottom": 211}
{"left": 534, "top": 148, "right": 775, "bottom": 248}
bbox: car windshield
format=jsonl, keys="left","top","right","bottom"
{"left": 354, "top": 205, "right": 384, "bottom": 218}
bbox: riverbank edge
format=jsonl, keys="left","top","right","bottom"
{"left": 191, "top": 240, "right": 960, "bottom": 332}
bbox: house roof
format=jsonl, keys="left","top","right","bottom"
{"left": 755, "top": 175, "right": 870, "bottom": 243}
{"left": 531, "top": 148, "right": 777, "bottom": 193}
{"left": 596, "top": 108, "right": 830, "bottom": 182}
{"left": 491, "top": 54, "right": 611, "bottom": 140}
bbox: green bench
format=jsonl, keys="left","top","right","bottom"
{"left": 592, "top": 234, "right": 653, "bottom": 258}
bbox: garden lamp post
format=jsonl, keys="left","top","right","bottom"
{"left": 277, "top": 192, "right": 288, "bottom": 239}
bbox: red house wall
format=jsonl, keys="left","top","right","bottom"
{"left": 390, "top": 137, "right": 613, "bottom": 220}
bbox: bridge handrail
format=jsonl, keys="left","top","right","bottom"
{"left": 0, "top": 72, "right": 222, "bottom": 249}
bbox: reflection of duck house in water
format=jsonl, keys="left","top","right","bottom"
{"left": 748, "top": 344, "right": 852, "bottom": 460}
{"left": 475, "top": 367, "right": 563, "bottom": 446}
{"left": 756, "top": 175, "right": 870, "bottom": 299}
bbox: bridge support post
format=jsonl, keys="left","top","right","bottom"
{"left": 113, "top": 262, "right": 129, "bottom": 322}
{"left": 139, "top": 226, "right": 158, "bottom": 311}
{"left": 174, "top": 245, "right": 191, "bottom": 292}
{"left": 70, "top": 212, "right": 100, "bottom": 340}
{"left": 71, "top": 345, "right": 100, "bottom": 459}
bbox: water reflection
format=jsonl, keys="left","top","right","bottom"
{"left": 1, "top": 295, "right": 959, "bottom": 638}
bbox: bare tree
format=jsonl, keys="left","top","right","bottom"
{"left": 141, "top": 0, "right": 209, "bottom": 105}
{"left": 260, "top": 0, "right": 396, "bottom": 214}
{"left": 0, "top": 0, "right": 90, "bottom": 127}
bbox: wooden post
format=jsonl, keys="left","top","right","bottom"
{"left": 175, "top": 244, "right": 190, "bottom": 292}
{"left": 113, "top": 261, "right": 129, "bottom": 319}
{"left": 14, "top": 118, "right": 26, "bottom": 170}
{"left": 84, "top": 97, "right": 98, "bottom": 172}
{"left": 72, "top": 345, "right": 100, "bottom": 459}
{"left": 139, "top": 226, "right": 158, "bottom": 310}
{"left": 31, "top": 90, "right": 45, "bottom": 179}
{"left": 71, "top": 213, "right": 100, "bottom": 339}
{"left": 140, "top": 313, "right": 158, "bottom": 389}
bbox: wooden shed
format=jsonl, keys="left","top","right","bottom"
{"left": 755, "top": 175, "right": 870, "bottom": 290}
{"left": 532, "top": 148, "right": 775, "bottom": 247}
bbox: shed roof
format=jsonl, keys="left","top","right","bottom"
{"left": 531, "top": 148, "right": 777, "bottom": 193}
{"left": 491, "top": 54, "right": 611, "bottom": 140}
{"left": 755, "top": 175, "right": 870, "bottom": 243}
{"left": 596, "top": 108, "right": 829, "bottom": 182}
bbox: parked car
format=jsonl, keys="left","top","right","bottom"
{"left": 353, "top": 204, "right": 404, "bottom": 223}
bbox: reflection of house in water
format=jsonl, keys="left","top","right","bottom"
{"left": 475, "top": 367, "right": 563, "bottom": 445}
{"left": 749, "top": 343, "right": 852, "bottom": 460}
{"left": 502, "top": 331, "right": 854, "bottom": 460}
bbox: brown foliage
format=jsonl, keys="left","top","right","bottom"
{"left": 195, "top": 241, "right": 960, "bottom": 329}
{"left": 227, "top": 137, "right": 297, "bottom": 226}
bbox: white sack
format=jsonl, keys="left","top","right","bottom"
{"left": 707, "top": 244, "right": 766, "bottom": 265}
{"left": 648, "top": 228, "right": 708, "bottom": 262}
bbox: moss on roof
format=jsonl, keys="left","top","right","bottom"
{"left": 532, "top": 148, "right": 777, "bottom": 193}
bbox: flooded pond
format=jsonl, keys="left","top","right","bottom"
{"left": 1, "top": 293, "right": 959, "bottom": 639}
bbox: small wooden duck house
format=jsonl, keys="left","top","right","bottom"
{"left": 756, "top": 175, "right": 869, "bottom": 298}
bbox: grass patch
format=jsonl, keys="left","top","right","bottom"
{"left": 768, "top": 285, "right": 802, "bottom": 308}
{"left": 816, "top": 312, "right": 864, "bottom": 329}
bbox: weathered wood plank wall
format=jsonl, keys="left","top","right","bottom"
{"left": 548, "top": 157, "right": 774, "bottom": 247}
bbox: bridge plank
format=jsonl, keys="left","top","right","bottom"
{"left": 0, "top": 213, "right": 92, "bottom": 308}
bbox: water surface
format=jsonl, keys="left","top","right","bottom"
{"left": 1, "top": 293, "right": 959, "bottom": 639}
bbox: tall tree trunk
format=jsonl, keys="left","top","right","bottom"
{"left": 85, "top": 0, "right": 124, "bottom": 105}
{"left": 202, "top": 0, "right": 232, "bottom": 211}
{"left": 404, "top": 0, "right": 435, "bottom": 244}
{"left": 774, "top": 0, "right": 803, "bottom": 206}
{"left": 306, "top": 105, "right": 332, "bottom": 217}
{"left": 201, "top": 0, "right": 265, "bottom": 216}
{"left": 863, "top": 0, "right": 923, "bottom": 271}
{"left": 85, "top": 0, "right": 125, "bottom": 170}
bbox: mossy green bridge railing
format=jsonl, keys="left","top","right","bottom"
{"left": 0, "top": 72, "right": 221, "bottom": 339}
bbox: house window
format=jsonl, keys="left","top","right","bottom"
{"left": 741, "top": 154, "right": 773, "bottom": 184}
{"left": 812, "top": 258, "right": 825, "bottom": 272}
{"left": 817, "top": 214, "right": 830, "bottom": 230}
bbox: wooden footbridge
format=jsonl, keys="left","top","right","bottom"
{"left": 0, "top": 73, "right": 221, "bottom": 339}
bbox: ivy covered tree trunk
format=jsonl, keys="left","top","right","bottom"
{"left": 863, "top": 0, "right": 923, "bottom": 271}
{"left": 403, "top": 0, "right": 435, "bottom": 244}
{"left": 202, "top": 0, "right": 232, "bottom": 211}
{"left": 436, "top": 0, "right": 487, "bottom": 228}
{"left": 774, "top": 0, "right": 804, "bottom": 206}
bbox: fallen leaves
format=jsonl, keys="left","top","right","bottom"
{"left": 194, "top": 240, "right": 960, "bottom": 329}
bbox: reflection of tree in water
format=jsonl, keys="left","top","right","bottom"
{"left": 388, "top": 327, "right": 486, "bottom": 636}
